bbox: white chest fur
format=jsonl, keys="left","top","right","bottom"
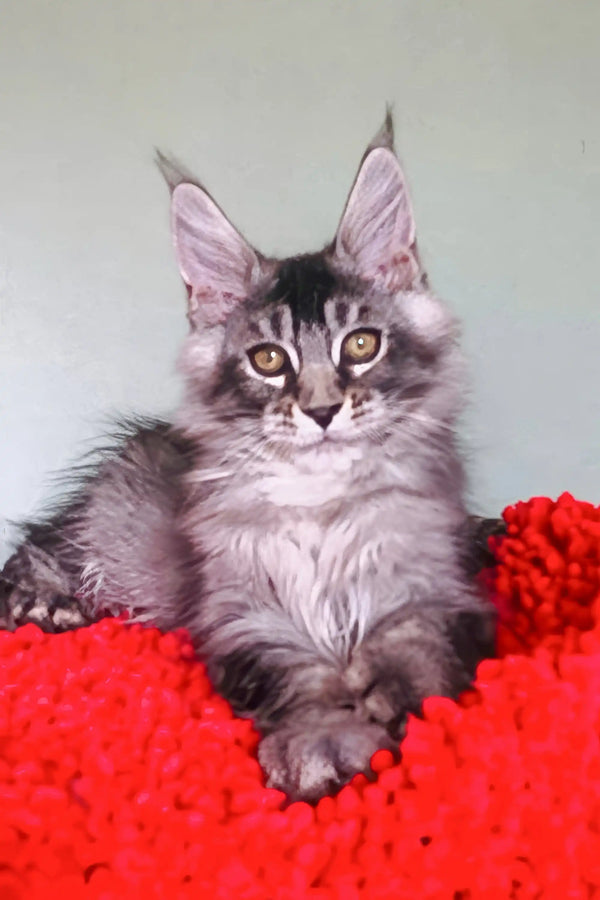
{"left": 253, "top": 443, "right": 365, "bottom": 508}
{"left": 194, "top": 454, "right": 452, "bottom": 661}
{"left": 254, "top": 515, "right": 377, "bottom": 655}
{"left": 200, "top": 493, "right": 409, "bottom": 660}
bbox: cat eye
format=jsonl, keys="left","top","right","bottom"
{"left": 341, "top": 329, "right": 381, "bottom": 365}
{"left": 248, "top": 343, "right": 290, "bottom": 377}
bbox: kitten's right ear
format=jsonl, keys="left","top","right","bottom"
{"left": 170, "top": 180, "right": 262, "bottom": 325}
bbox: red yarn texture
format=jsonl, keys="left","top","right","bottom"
{"left": 3, "top": 493, "right": 600, "bottom": 899}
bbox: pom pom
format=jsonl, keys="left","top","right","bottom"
{"left": 3, "top": 493, "right": 600, "bottom": 897}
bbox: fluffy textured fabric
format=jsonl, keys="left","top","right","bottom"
{"left": 2, "top": 492, "right": 600, "bottom": 899}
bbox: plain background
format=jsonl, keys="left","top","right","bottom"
{"left": 1, "top": 0, "right": 599, "bottom": 562}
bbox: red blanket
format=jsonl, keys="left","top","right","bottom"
{"left": 2, "top": 493, "right": 600, "bottom": 899}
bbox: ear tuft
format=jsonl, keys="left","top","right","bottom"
{"left": 155, "top": 150, "right": 202, "bottom": 194}
{"left": 171, "top": 182, "right": 261, "bottom": 325}
{"left": 366, "top": 107, "right": 395, "bottom": 154}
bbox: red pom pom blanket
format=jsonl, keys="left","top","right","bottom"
{"left": 2, "top": 493, "right": 600, "bottom": 899}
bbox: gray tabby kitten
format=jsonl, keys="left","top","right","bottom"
{"left": 1, "top": 117, "right": 494, "bottom": 802}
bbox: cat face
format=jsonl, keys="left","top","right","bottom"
{"left": 166, "top": 115, "right": 462, "bottom": 461}
{"left": 206, "top": 256, "right": 453, "bottom": 457}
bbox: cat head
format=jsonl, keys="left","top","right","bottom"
{"left": 164, "top": 115, "right": 463, "bottom": 461}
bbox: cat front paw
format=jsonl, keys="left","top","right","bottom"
{"left": 0, "top": 582, "right": 90, "bottom": 633}
{"left": 1, "top": 543, "right": 92, "bottom": 633}
{"left": 258, "top": 713, "right": 397, "bottom": 803}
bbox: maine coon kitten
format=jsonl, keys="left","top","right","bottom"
{"left": 0, "top": 116, "right": 495, "bottom": 802}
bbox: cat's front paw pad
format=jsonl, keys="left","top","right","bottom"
{"left": 258, "top": 718, "right": 396, "bottom": 803}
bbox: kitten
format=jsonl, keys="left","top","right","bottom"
{"left": 0, "top": 115, "right": 495, "bottom": 802}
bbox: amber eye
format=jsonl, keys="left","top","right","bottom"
{"left": 248, "top": 343, "right": 289, "bottom": 377}
{"left": 341, "top": 329, "right": 381, "bottom": 365}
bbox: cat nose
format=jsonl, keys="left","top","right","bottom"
{"left": 303, "top": 404, "right": 343, "bottom": 430}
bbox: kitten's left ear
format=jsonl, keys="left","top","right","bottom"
{"left": 170, "top": 180, "right": 263, "bottom": 325}
{"left": 333, "top": 119, "right": 423, "bottom": 291}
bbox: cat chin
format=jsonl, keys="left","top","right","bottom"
{"left": 280, "top": 441, "right": 365, "bottom": 486}
{"left": 274, "top": 432, "right": 368, "bottom": 456}
{"left": 293, "top": 441, "right": 366, "bottom": 472}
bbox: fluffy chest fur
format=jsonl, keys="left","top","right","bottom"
{"left": 186, "top": 452, "right": 464, "bottom": 662}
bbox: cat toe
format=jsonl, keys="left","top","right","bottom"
{"left": 0, "top": 586, "right": 90, "bottom": 634}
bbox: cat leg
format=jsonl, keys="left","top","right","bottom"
{"left": 0, "top": 541, "right": 92, "bottom": 633}
{"left": 210, "top": 640, "right": 394, "bottom": 802}
{"left": 342, "top": 599, "right": 495, "bottom": 740}
{"left": 243, "top": 600, "right": 494, "bottom": 802}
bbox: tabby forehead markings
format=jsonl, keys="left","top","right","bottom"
{"left": 269, "top": 310, "right": 283, "bottom": 340}
{"left": 264, "top": 255, "right": 339, "bottom": 334}
{"left": 335, "top": 301, "right": 348, "bottom": 327}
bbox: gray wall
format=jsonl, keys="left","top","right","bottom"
{"left": 1, "top": 0, "right": 599, "bottom": 561}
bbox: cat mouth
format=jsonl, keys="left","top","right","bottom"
{"left": 268, "top": 425, "right": 369, "bottom": 454}
{"left": 296, "top": 431, "right": 360, "bottom": 451}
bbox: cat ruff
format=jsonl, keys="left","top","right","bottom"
{"left": 2, "top": 493, "right": 600, "bottom": 899}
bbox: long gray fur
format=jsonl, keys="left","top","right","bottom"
{"left": 0, "top": 117, "right": 495, "bottom": 802}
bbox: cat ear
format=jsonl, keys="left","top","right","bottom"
{"left": 171, "top": 181, "right": 262, "bottom": 325}
{"left": 333, "top": 121, "right": 422, "bottom": 291}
